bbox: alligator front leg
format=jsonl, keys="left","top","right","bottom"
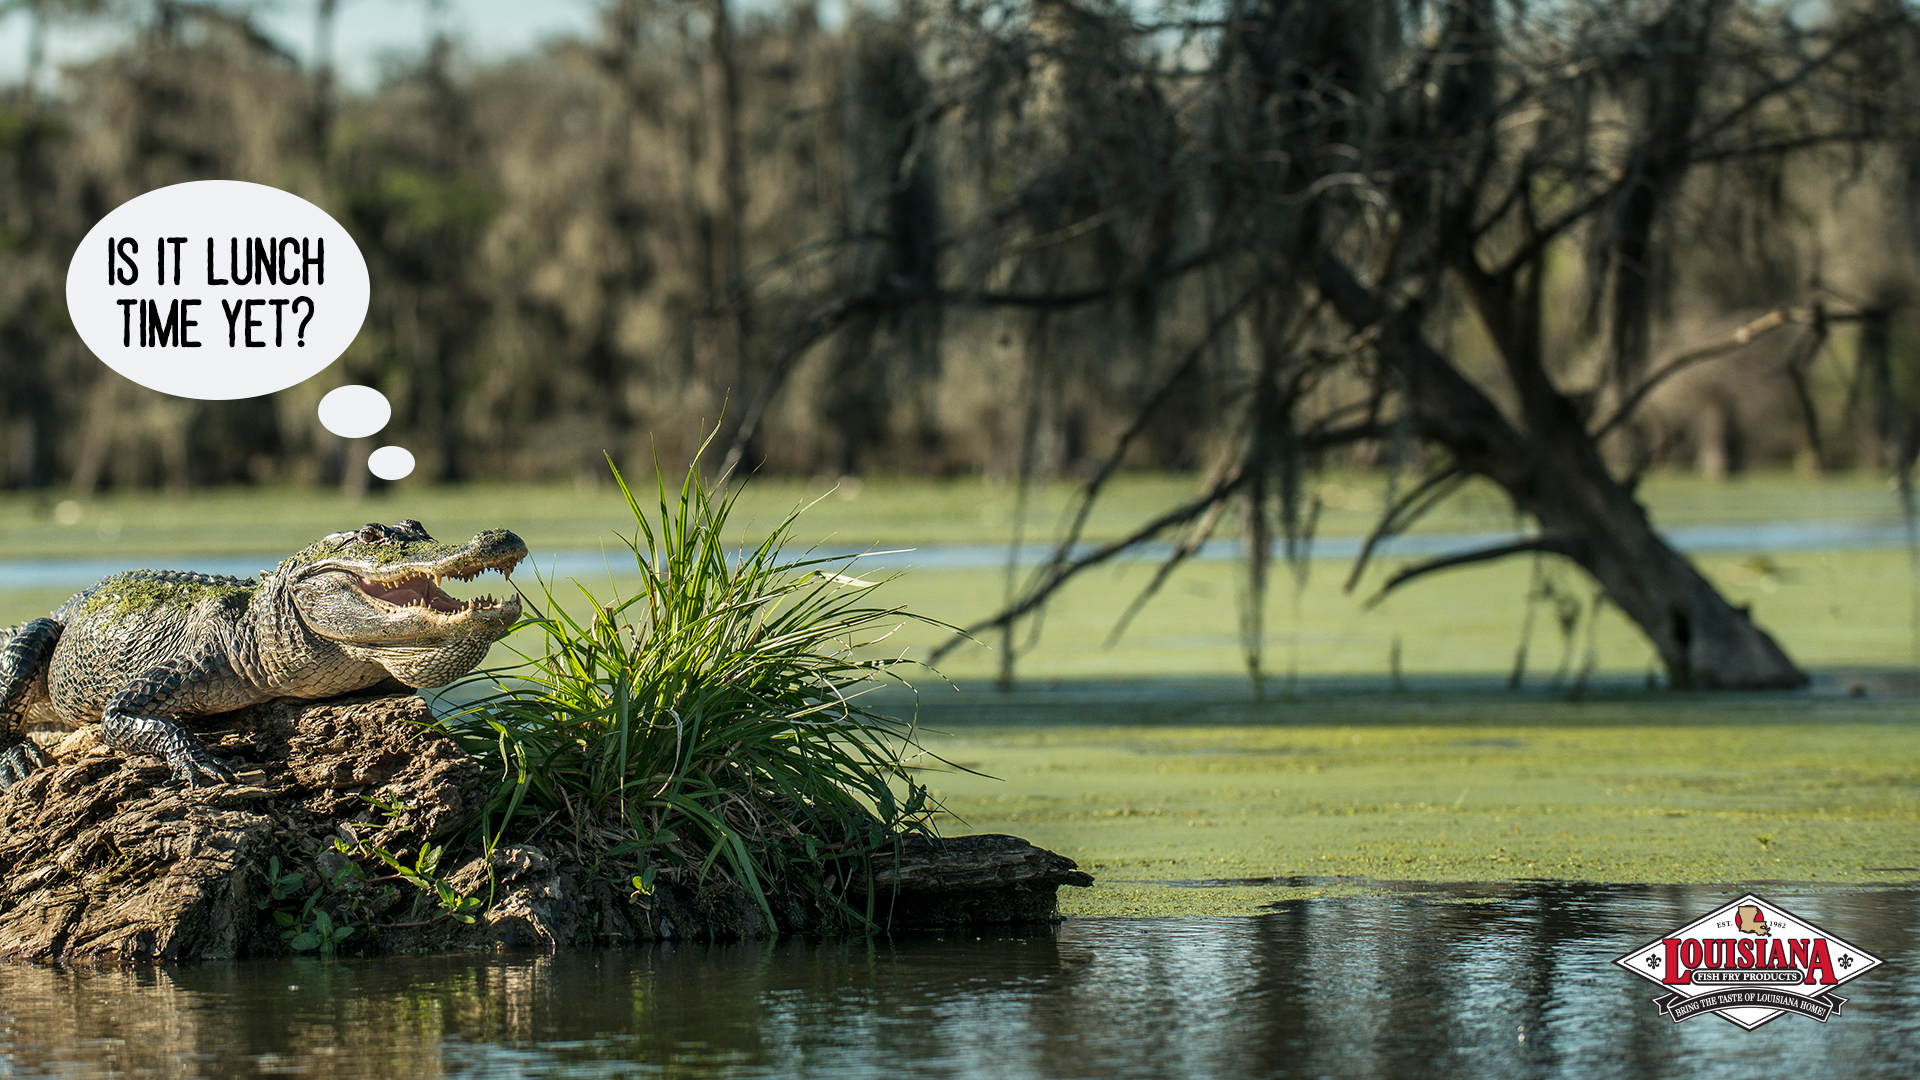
{"left": 100, "top": 646, "right": 239, "bottom": 788}
{"left": 0, "top": 618, "right": 60, "bottom": 790}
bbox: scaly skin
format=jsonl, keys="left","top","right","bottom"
{"left": 0, "top": 520, "right": 526, "bottom": 790}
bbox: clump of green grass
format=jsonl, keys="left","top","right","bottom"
{"left": 447, "top": 456, "right": 946, "bottom": 930}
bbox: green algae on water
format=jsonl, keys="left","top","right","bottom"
{"left": 910, "top": 694, "right": 1920, "bottom": 918}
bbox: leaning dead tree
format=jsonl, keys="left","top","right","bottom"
{"left": 715, "top": 0, "right": 1920, "bottom": 691}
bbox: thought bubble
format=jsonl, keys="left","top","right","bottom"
{"left": 316, "top": 384, "right": 392, "bottom": 439}
{"left": 66, "top": 181, "right": 415, "bottom": 477}
{"left": 66, "top": 181, "right": 370, "bottom": 400}
{"left": 368, "top": 446, "right": 416, "bottom": 480}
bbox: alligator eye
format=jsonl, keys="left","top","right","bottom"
{"left": 357, "top": 524, "right": 389, "bottom": 542}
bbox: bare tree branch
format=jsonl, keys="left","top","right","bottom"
{"left": 1343, "top": 466, "right": 1469, "bottom": 593}
{"left": 718, "top": 293, "right": 894, "bottom": 476}
{"left": 929, "top": 469, "right": 1253, "bottom": 664}
{"left": 1039, "top": 280, "right": 1262, "bottom": 577}
{"left": 1590, "top": 308, "right": 1803, "bottom": 439}
{"left": 1489, "top": 10, "right": 1899, "bottom": 284}
{"left": 718, "top": 246, "right": 1240, "bottom": 474}
{"left": 1366, "top": 538, "right": 1575, "bottom": 607}
{"left": 1104, "top": 494, "right": 1229, "bottom": 647}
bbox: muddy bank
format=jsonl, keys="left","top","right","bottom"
{"left": 0, "top": 690, "right": 1090, "bottom": 962}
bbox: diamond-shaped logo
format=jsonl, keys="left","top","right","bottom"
{"left": 1615, "top": 894, "right": 1883, "bottom": 1029}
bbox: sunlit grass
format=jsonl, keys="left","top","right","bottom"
{"left": 442, "top": 458, "right": 947, "bottom": 930}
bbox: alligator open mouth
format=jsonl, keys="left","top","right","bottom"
{"left": 355, "top": 567, "right": 516, "bottom": 615}
{"left": 296, "top": 524, "right": 529, "bottom": 626}
{"left": 346, "top": 532, "right": 527, "bottom": 618}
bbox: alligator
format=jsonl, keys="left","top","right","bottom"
{"left": 0, "top": 520, "right": 526, "bottom": 790}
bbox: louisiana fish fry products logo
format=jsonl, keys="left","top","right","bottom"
{"left": 1615, "top": 894, "right": 1882, "bottom": 1030}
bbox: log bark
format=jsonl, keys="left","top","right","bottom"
{"left": 0, "top": 689, "right": 486, "bottom": 962}
{"left": 875, "top": 834, "right": 1095, "bottom": 927}
{"left": 0, "top": 692, "right": 1092, "bottom": 962}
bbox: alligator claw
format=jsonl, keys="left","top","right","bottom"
{"left": 168, "top": 746, "right": 237, "bottom": 789}
{"left": 0, "top": 738, "right": 55, "bottom": 791}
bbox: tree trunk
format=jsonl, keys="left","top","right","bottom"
{"left": 1516, "top": 421, "right": 1805, "bottom": 689}
{"left": 311, "top": 0, "right": 339, "bottom": 154}
{"left": 709, "top": 0, "right": 753, "bottom": 448}
{"left": 1317, "top": 257, "right": 1806, "bottom": 690}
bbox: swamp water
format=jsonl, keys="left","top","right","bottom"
{"left": 0, "top": 518, "right": 1910, "bottom": 590}
{"left": 1, "top": 883, "right": 1914, "bottom": 1079}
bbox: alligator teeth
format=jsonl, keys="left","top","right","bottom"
{"left": 357, "top": 563, "right": 518, "bottom": 616}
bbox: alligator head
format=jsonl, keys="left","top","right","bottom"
{"left": 273, "top": 520, "right": 528, "bottom": 687}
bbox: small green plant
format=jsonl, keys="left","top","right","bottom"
{"left": 339, "top": 837, "right": 483, "bottom": 925}
{"left": 447, "top": 448, "right": 951, "bottom": 929}
{"left": 287, "top": 908, "right": 355, "bottom": 954}
{"left": 255, "top": 826, "right": 484, "bottom": 956}
{"left": 273, "top": 875, "right": 358, "bottom": 955}
{"left": 257, "top": 850, "right": 357, "bottom": 954}
{"left": 255, "top": 855, "right": 305, "bottom": 910}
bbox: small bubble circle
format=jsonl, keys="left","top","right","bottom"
{"left": 368, "top": 445, "right": 415, "bottom": 480}
{"left": 317, "top": 385, "right": 391, "bottom": 439}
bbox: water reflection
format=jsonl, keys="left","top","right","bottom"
{"left": 0, "top": 883, "right": 1914, "bottom": 1078}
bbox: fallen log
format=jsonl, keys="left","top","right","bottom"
{"left": 0, "top": 690, "right": 1091, "bottom": 962}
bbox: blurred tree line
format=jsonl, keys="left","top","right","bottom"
{"left": 4, "top": 0, "right": 1913, "bottom": 494}
{"left": 7, "top": 0, "right": 1920, "bottom": 687}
